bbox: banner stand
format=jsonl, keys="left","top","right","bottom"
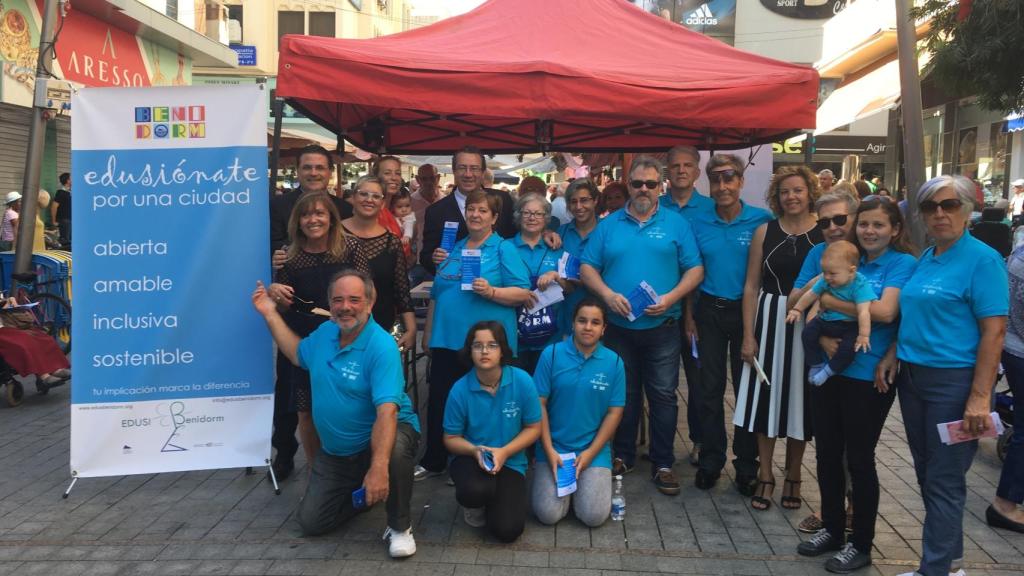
{"left": 62, "top": 459, "right": 282, "bottom": 499}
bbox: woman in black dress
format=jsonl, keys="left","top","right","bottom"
{"left": 267, "top": 193, "right": 349, "bottom": 468}
{"left": 736, "top": 166, "right": 824, "bottom": 511}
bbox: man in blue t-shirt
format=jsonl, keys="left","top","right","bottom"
{"left": 252, "top": 269, "right": 420, "bottom": 558}
{"left": 581, "top": 155, "right": 704, "bottom": 496}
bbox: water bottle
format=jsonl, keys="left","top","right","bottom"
{"left": 611, "top": 475, "right": 625, "bottom": 521}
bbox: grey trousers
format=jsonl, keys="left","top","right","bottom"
{"left": 531, "top": 464, "right": 611, "bottom": 527}
{"left": 296, "top": 422, "right": 419, "bottom": 536}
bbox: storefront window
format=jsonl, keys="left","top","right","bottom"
{"left": 923, "top": 109, "right": 943, "bottom": 180}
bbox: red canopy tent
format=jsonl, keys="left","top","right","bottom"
{"left": 275, "top": 0, "right": 819, "bottom": 154}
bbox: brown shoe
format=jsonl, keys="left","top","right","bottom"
{"left": 798, "top": 513, "right": 823, "bottom": 534}
{"left": 653, "top": 468, "right": 681, "bottom": 496}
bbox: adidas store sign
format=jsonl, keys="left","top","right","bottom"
{"left": 686, "top": 3, "right": 718, "bottom": 26}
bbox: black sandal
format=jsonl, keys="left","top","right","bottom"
{"left": 782, "top": 479, "right": 802, "bottom": 509}
{"left": 751, "top": 479, "right": 775, "bottom": 511}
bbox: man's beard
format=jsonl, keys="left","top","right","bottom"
{"left": 632, "top": 196, "right": 654, "bottom": 215}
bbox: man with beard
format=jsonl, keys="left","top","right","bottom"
{"left": 251, "top": 269, "right": 420, "bottom": 557}
{"left": 580, "top": 155, "right": 704, "bottom": 496}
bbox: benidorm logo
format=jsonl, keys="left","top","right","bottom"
{"left": 134, "top": 105, "right": 206, "bottom": 139}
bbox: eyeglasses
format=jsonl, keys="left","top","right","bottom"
{"left": 355, "top": 190, "right": 385, "bottom": 202}
{"left": 629, "top": 180, "right": 660, "bottom": 190}
{"left": 455, "top": 164, "right": 483, "bottom": 174}
{"left": 471, "top": 342, "right": 500, "bottom": 352}
{"left": 919, "top": 198, "right": 963, "bottom": 214}
{"left": 569, "top": 196, "right": 595, "bottom": 206}
{"left": 521, "top": 210, "right": 546, "bottom": 220}
{"left": 816, "top": 214, "right": 849, "bottom": 229}
{"left": 707, "top": 169, "right": 740, "bottom": 184}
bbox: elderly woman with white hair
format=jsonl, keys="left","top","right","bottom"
{"left": 877, "top": 176, "right": 1008, "bottom": 576}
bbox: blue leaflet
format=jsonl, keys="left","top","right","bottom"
{"left": 624, "top": 281, "right": 658, "bottom": 322}
{"left": 441, "top": 221, "right": 459, "bottom": 252}
{"left": 461, "top": 249, "right": 481, "bottom": 290}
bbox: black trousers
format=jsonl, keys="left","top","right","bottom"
{"left": 810, "top": 374, "right": 895, "bottom": 550}
{"left": 802, "top": 317, "right": 858, "bottom": 374}
{"left": 420, "top": 348, "right": 468, "bottom": 472}
{"left": 450, "top": 455, "right": 526, "bottom": 543}
{"left": 679, "top": 302, "right": 703, "bottom": 444}
{"left": 694, "top": 296, "right": 758, "bottom": 477}
{"left": 272, "top": 351, "right": 299, "bottom": 466}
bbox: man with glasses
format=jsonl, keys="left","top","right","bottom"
{"left": 418, "top": 146, "right": 517, "bottom": 276}
{"left": 688, "top": 154, "right": 772, "bottom": 496}
{"left": 268, "top": 144, "right": 353, "bottom": 481}
{"left": 580, "top": 155, "right": 704, "bottom": 495}
{"left": 252, "top": 270, "right": 420, "bottom": 557}
{"left": 661, "top": 145, "right": 715, "bottom": 467}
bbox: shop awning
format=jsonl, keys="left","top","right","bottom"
{"left": 815, "top": 59, "right": 902, "bottom": 135}
{"left": 1006, "top": 114, "right": 1024, "bottom": 133}
{"left": 275, "top": 0, "right": 819, "bottom": 154}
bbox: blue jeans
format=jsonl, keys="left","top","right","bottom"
{"left": 898, "top": 363, "right": 977, "bottom": 576}
{"left": 605, "top": 320, "right": 681, "bottom": 473}
{"left": 998, "top": 350, "right": 1024, "bottom": 504}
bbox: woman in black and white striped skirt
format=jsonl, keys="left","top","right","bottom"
{"left": 736, "top": 165, "right": 823, "bottom": 511}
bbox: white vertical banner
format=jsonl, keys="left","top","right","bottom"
{"left": 70, "top": 85, "right": 273, "bottom": 477}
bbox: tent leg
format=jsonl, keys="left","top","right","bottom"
{"left": 270, "top": 97, "right": 285, "bottom": 196}
{"left": 62, "top": 475, "right": 78, "bottom": 499}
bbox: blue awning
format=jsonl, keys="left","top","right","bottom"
{"left": 1007, "top": 115, "right": 1024, "bottom": 133}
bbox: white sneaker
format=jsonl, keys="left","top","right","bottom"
{"left": 413, "top": 465, "right": 444, "bottom": 482}
{"left": 950, "top": 570, "right": 966, "bottom": 576}
{"left": 382, "top": 526, "right": 416, "bottom": 558}
{"left": 463, "top": 506, "right": 486, "bottom": 528}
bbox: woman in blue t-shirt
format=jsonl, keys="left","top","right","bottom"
{"left": 443, "top": 321, "right": 541, "bottom": 543}
{"left": 531, "top": 298, "right": 625, "bottom": 527}
{"left": 794, "top": 197, "right": 917, "bottom": 573}
{"left": 879, "top": 176, "right": 1008, "bottom": 576}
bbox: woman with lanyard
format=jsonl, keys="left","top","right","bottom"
{"left": 415, "top": 189, "right": 532, "bottom": 481}
{"left": 556, "top": 179, "right": 601, "bottom": 339}
{"left": 443, "top": 321, "right": 541, "bottom": 542}
{"left": 512, "top": 192, "right": 566, "bottom": 374}
{"left": 340, "top": 176, "right": 416, "bottom": 353}
{"left": 532, "top": 298, "right": 624, "bottom": 527}
{"left": 879, "top": 176, "right": 1007, "bottom": 576}
{"left": 266, "top": 193, "right": 348, "bottom": 473}
{"left": 794, "top": 197, "right": 917, "bottom": 573}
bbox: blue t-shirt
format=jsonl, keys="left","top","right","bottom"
{"left": 898, "top": 233, "right": 1009, "bottom": 368}
{"left": 513, "top": 233, "right": 564, "bottom": 351}
{"left": 659, "top": 191, "right": 714, "bottom": 221}
{"left": 431, "top": 233, "right": 531, "bottom": 354}
{"left": 795, "top": 242, "right": 827, "bottom": 291}
{"left": 689, "top": 203, "right": 773, "bottom": 300}
{"left": 839, "top": 249, "right": 917, "bottom": 381}
{"left": 812, "top": 272, "right": 877, "bottom": 322}
{"left": 581, "top": 203, "right": 703, "bottom": 329}
{"left": 298, "top": 320, "right": 420, "bottom": 457}
{"left": 556, "top": 219, "right": 597, "bottom": 337}
{"left": 442, "top": 366, "right": 542, "bottom": 475}
{"left": 533, "top": 340, "right": 625, "bottom": 469}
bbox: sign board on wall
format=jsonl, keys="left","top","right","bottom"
{"left": 69, "top": 85, "right": 272, "bottom": 478}
{"left": 630, "top": 0, "right": 737, "bottom": 38}
{"left": 231, "top": 45, "right": 257, "bottom": 66}
{"left": 759, "top": 0, "right": 847, "bottom": 19}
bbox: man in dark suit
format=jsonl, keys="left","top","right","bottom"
{"left": 267, "top": 144, "right": 352, "bottom": 481}
{"left": 270, "top": 144, "right": 353, "bottom": 252}
{"left": 419, "top": 146, "right": 517, "bottom": 275}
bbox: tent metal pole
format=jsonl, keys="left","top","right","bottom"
{"left": 270, "top": 97, "right": 284, "bottom": 196}
{"left": 895, "top": 0, "right": 926, "bottom": 248}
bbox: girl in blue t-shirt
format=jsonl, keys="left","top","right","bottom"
{"left": 531, "top": 298, "right": 625, "bottom": 527}
{"left": 443, "top": 321, "right": 541, "bottom": 543}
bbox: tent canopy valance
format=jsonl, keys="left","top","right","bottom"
{"left": 276, "top": 0, "right": 820, "bottom": 154}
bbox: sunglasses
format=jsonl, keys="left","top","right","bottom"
{"left": 707, "top": 169, "right": 740, "bottom": 184}
{"left": 629, "top": 180, "right": 661, "bottom": 190}
{"left": 919, "top": 198, "right": 963, "bottom": 214}
{"left": 816, "top": 214, "right": 848, "bottom": 229}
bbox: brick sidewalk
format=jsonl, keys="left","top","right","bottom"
{"left": 0, "top": 372, "right": 1021, "bottom": 575}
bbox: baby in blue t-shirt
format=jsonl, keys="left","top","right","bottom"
{"left": 786, "top": 241, "right": 877, "bottom": 386}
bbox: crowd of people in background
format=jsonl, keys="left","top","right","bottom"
{"left": 253, "top": 142, "right": 1022, "bottom": 576}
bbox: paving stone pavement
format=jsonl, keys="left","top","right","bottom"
{"left": 1, "top": 367, "right": 1022, "bottom": 575}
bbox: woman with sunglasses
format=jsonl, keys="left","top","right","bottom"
{"left": 417, "top": 190, "right": 532, "bottom": 481}
{"left": 511, "top": 192, "right": 566, "bottom": 374}
{"left": 736, "top": 165, "right": 823, "bottom": 512}
{"left": 793, "top": 197, "right": 917, "bottom": 573}
{"left": 879, "top": 176, "right": 1008, "bottom": 576}
{"left": 341, "top": 176, "right": 417, "bottom": 352}
{"left": 532, "top": 298, "right": 625, "bottom": 528}
{"left": 443, "top": 321, "right": 541, "bottom": 542}
{"left": 267, "top": 192, "right": 349, "bottom": 473}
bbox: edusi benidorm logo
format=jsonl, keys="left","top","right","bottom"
{"left": 134, "top": 105, "right": 206, "bottom": 139}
